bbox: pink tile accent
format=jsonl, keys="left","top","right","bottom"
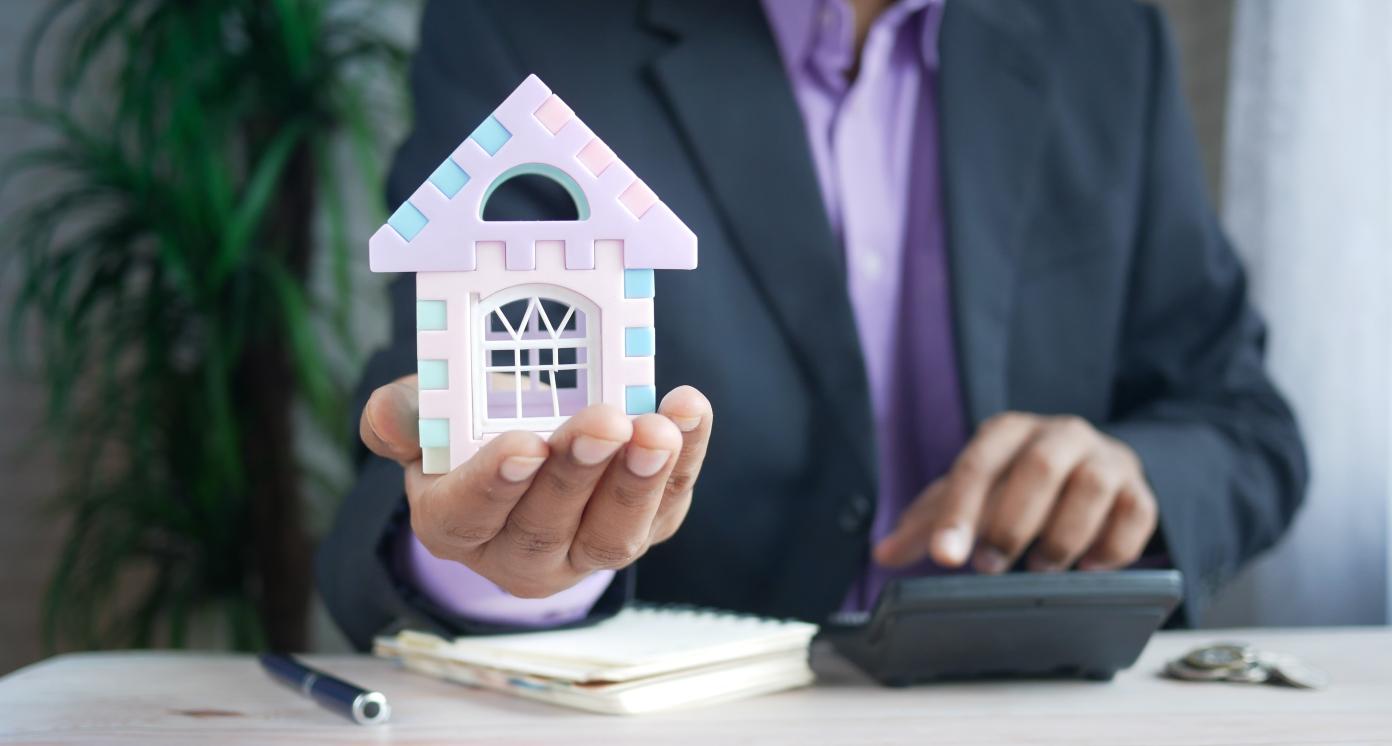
{"left": 576, "top": 138, "right": 617, "bottom": 176}
{"left": 619, "top": 180, "right": 659, "bottom": 218}
{"left": 533, "top": 95, "right": 574, "bottom": 134}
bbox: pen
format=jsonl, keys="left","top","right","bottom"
{"left": 258, "top": 652, "right": 391, "bottom": 725}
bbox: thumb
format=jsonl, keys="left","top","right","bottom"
{"left": 360, "top": 374, "right": 422, "bottom": 465}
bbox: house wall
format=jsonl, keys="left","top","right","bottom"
{"left": 415, "top": 240, "right": 656, "bottom": 472}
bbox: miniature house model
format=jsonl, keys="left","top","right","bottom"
{"left": 369, "top": 75, "right": 697, "bottom": 474}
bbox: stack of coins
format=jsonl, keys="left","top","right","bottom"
{"left": 1164, "top": 643, "right": 1329, "bottom": 689}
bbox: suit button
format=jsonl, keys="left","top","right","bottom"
{"left": 838, "top": 493, "right": 873, "bottom": 533}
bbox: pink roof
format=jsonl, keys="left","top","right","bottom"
{"left": 369, "top": 75, "right": 697, "bottom": 273}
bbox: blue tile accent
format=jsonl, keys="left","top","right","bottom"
{"left": 419, "top": 418, "right": 450, "bottom": 448}
{"left": 428, "top": 157, "right": 470, "bottom": 198}
{"left": 625, "top": 385, "right": 656, "bottom": 415}
{"left": 418, "top": 359, "right": 448, "bottom": 390}
{"left": 625, "top": 327, "right": 655, "bottom": 357}
{"left": 416, "top": 300, "right": 447, "bottom": 331}
{"left": 387, "top": 201, "right": 428, "bottom": 241}
{"left": 470, "top": 115, "right": 512, "bottom": 156}
{"left": 624, "top": 269, "right": 655, "bottom": 299}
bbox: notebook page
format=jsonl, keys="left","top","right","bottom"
{"left": 392, "top": 606, "right": 818, "bottom": 682}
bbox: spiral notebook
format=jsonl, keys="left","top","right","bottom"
{"left": 373, "top": 606, "right": 819, "bottom": 715}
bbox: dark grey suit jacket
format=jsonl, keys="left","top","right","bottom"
{"left": 318, "top": 0, "right": 1307, "bottom": 650}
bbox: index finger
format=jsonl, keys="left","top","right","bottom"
{"left": 875, "top": 412, "right": 1039, "bottom": 567}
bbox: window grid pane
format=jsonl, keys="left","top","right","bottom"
{"left": 481, "top": 292, "right": 593, "bottom": 424}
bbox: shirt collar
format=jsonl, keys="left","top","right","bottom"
{"left": 762, "top": 0, "right": 944, "bottom": 88}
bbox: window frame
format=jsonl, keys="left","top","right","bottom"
{"left": 471, "top": 283, "right": 600, "bottom": 435}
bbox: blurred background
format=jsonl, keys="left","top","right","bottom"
{"left": 0, "top": 0, "right": 1388, "bottom": 675}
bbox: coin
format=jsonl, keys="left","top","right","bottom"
{"left": 1261, "top": 653, "right": 1330, "bottom": 690}
{"left": 1222, "top": 660, "right": 1271, "bottom": 684}
{"left": 1166, "top": 644, "right": 1327, "bottom": 690}
{"left": 1165, "top": 659, "right": 1231, "bottom": 682}
{"left": 1168, "top": 644, "right": 1270, "bottom": 684}
{"left": 1184, "top": 642, "right": 1256, "bottom": 670}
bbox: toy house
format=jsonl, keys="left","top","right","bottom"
{"left": 369, "top": 75, "right": 697, "bottom": 474}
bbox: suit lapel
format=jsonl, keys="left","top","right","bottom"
{"left": 938, "top": 0, "right": 1053, "bottom": 425}
{"left": 643, "top": 0, "right": 877, "bottom": 484}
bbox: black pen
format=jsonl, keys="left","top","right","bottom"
{"left": 258, "top": 652, "right": 391, "bottom": 725}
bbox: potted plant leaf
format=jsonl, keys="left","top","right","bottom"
{"left": 2, "top": 0, "right": 407, "bottom": 651}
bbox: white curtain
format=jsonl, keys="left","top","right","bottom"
{"left": 1204, "top": 0, "right": 1392, "bottom": 626}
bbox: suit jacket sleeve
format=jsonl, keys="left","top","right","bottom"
{"left": 1103, "top": 7, "right": 1308, "bottom": 623}
{"left": 315, "top": 0, "right": 632, "bottom": 651}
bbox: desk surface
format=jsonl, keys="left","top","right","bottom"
{"left": 1, "top": 627, "right": 1389, "bottom": 744}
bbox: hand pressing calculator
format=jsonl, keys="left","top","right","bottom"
{"left": 822, "top": 570, "right": 1183, "bottom": 686}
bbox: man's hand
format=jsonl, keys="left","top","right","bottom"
{"left": 874, "top": 412, "right": 1158, "bottom": 574}
{"left": 361, "top": 375, "right": 713, "bottom": 598}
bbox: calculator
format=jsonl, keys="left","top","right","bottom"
{"left": 822, "top": 570, "right": 1183, "bottom": 686}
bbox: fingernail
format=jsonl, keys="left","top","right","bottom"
{"left": 499, "top": 456, "right": 545, "bottom": 483}
{"left": 571, "top": 435, "right": 623, "bottom": 466}
{"left": 670, "top": 415, "right": 701, "bottom": 432}
{"left": 1029, "top": 555, "right": 1062, "bottom": 573}
{"left": 973, "top": 546, "right": 1010, "bottom": 574}
{"left": 933, "top": 526, "right": 972, "bottom": 565}
{"left": 625, "top": 446, "right": 670, "bottom": 478}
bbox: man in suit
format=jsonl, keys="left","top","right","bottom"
{"left": 318, "top": 0, "right": 1307, "bottom": 650}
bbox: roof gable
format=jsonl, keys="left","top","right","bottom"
{"left": 369, "top": 75, "right": 697, "bottom": 274}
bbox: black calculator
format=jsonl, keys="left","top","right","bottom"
{"left": 822, "top": 570, "right": 1183, "bottom": 686}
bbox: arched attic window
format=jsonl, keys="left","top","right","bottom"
{"left": 479, "top": 162, "right": 591, "bottom": 222}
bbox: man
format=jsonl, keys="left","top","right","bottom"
{"left": 318, "top": 0, "right": 1307, "bottom": 650}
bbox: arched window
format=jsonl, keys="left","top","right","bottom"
{"left": 479, "top": 162, "right": 590, "bottom": 221}
{"left": 474, "top": 285, "right": 599, "bottom": 433}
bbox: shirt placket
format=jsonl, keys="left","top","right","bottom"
{"left": 830, "top": 12, "right": 922, "bottom": 429}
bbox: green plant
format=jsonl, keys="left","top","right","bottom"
{"left": 3, "top": 0, "right": 406, "bottom": 651}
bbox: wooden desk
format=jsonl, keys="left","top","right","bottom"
{"left": 1, "top": 628, "right": 1388, "bottom": 744}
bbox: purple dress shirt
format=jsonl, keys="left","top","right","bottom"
{"left": 401, "top": 0, "right": 967, "bottom": 623}
{"left": 762, "top": 0, "right": 967, "bottom": 610}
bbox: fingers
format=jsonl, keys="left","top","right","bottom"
{"left": 487, "top": 404, "right": 632, "bottom": 582}
{"left": 1077, "top": 481, "right": 1159, "bottom": 570}
{"left": 873, "top": 480, "right": 952, "bottom": 568}
{"left": 360, "top": 375, "right": 422, "bottom": 464}
{"left": 408, "top": 430, "right": 549, "bottom": 560}
{"left": 974, "top": 417, "right": 1097, "bottom": 573}
{"left": 875, "top": 413, "right": 1038, "bottom": 568}
{"left": 1025, "top": 451, "right": 1122, "bottom": 572}
{"left": 569, "top": 413, "right": 683, "bottom": 573}
{"left": 649, "top": 386, "right": 713, "bottom": 543}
